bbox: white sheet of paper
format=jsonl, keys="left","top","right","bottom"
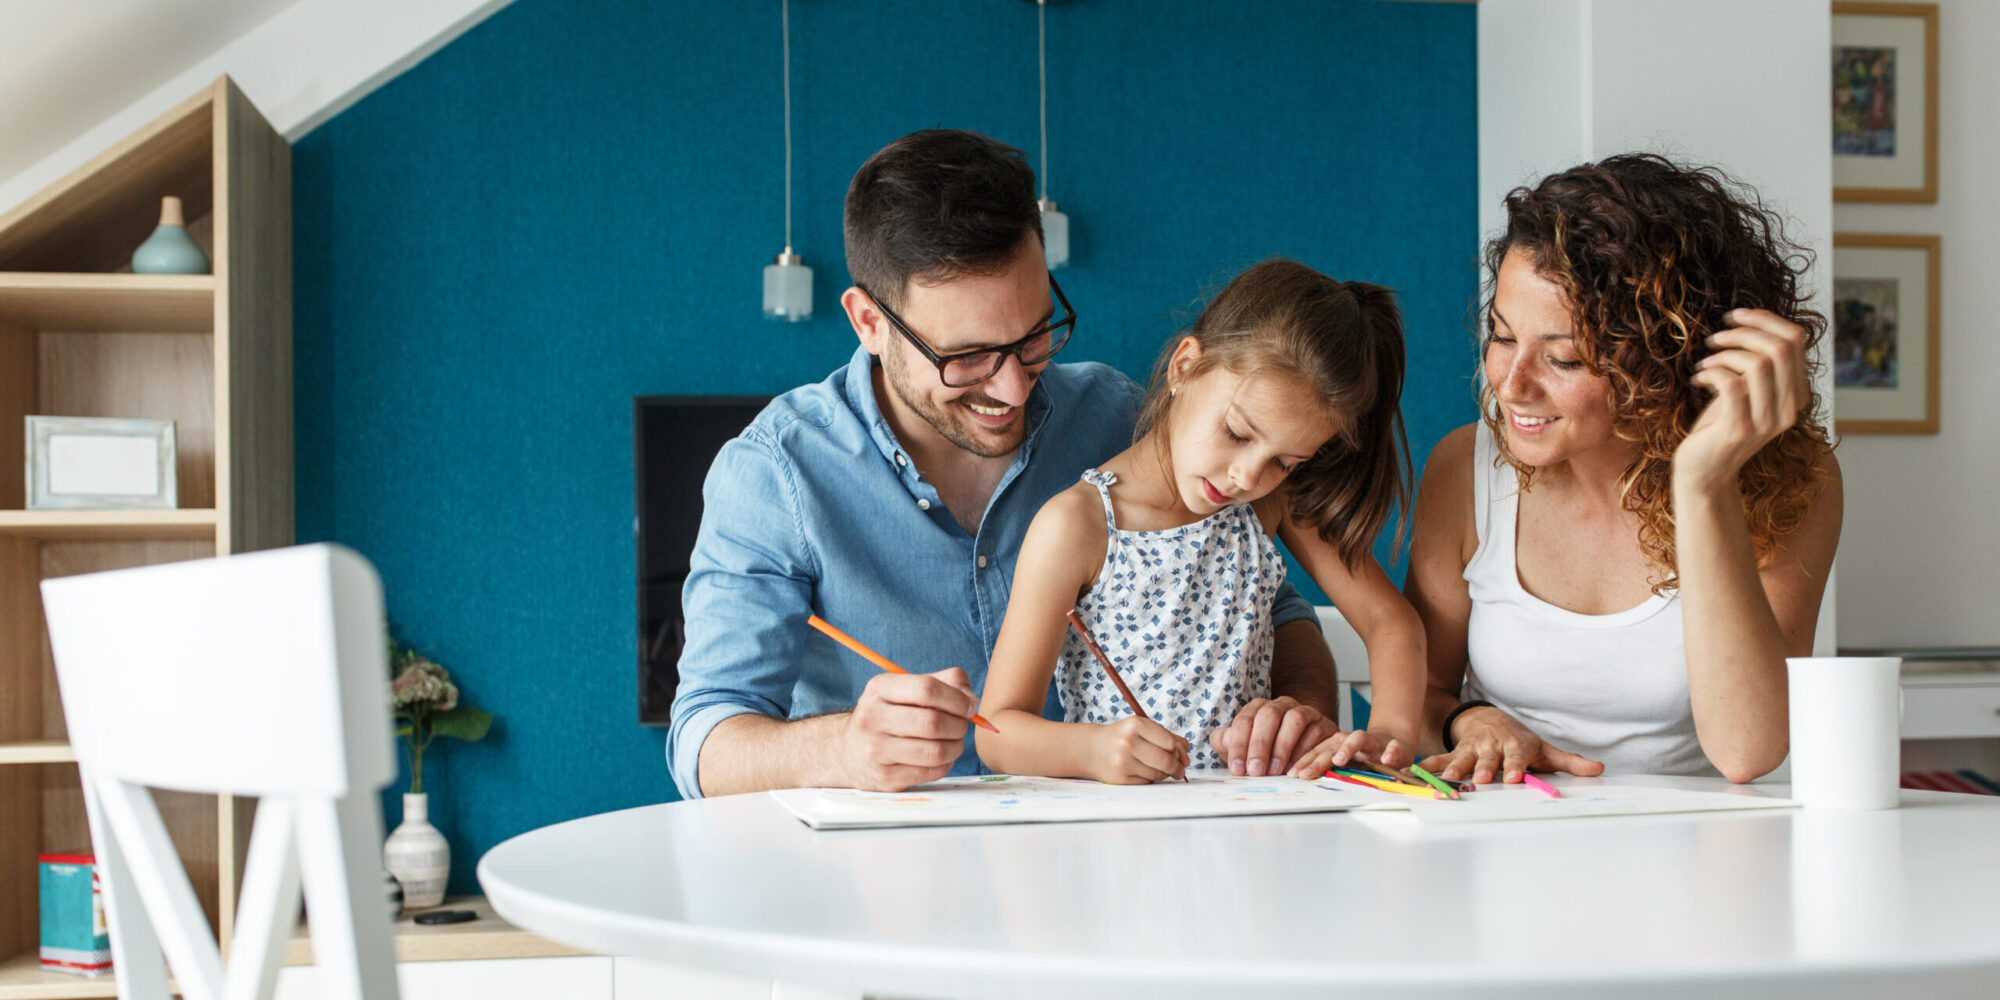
{"left": 771, "top": 772, "right": 1796, "bottom": 830}
{"left": 1391, "top": 780, "right": 1795, "bottom": 823}
{"left": 771, "top": 772, "right": 1384, "bottom": 829}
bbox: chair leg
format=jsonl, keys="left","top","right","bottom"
{"left": 294, "top": 793, "right": 400, "bottom": 1000}
{"left": 223, "top": 799, "right": 302, "bottom": 1000}
{"left": 78, "top": 771, "right": 172, "bottom": 1000}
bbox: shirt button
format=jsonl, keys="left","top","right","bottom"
{"left": 917, "top": 499, "right": 931, "bottom": 511}
{"left": 977, "top": 555, "right": 988, "bottom": 569}
{"left": 895, "top": 453, "right": 907, "bottom": 467}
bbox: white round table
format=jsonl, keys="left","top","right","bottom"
{"left": 478, "top": 774, "right": 2000, "bottom": 998}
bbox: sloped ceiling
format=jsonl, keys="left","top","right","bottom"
{"left": 0, "top": 0, "right": 301, "bottom": 190}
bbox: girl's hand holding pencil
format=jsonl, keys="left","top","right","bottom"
{"left": 1088, "top": 716, "right": 1191, "bottom": 785}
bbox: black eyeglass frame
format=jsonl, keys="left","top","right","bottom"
{"left": 859, "top": 275, "right": 1076, "bottom": 388}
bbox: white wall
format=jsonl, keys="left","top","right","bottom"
{"left": 1478, "top": 0, "right": 1838, "bottom": 654}
{"left": 1833, "top": 0, "right": 1997, "bottom": 648}
{"left": 0, "top": 0, "right": 515, "bottom": 219}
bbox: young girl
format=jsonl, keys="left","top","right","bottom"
{"left": 975, "top": 259, "right": 1427, "bottom": 784}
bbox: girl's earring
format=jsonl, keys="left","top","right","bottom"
{"left": 1170, "top": 387, "right": 1177, "bottom": 398}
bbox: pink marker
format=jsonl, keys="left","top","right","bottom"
{"left": 1522, "top": 773, "right": 1561, "bottom": 799}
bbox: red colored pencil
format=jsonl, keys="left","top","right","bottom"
{"left": 1066, "top": 609, "right": 1187, "bottom": 780}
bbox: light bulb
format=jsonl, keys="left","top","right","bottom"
{"left": 763, "top": 250, "right": 813, "bottom": 322}
{"left": 1040, "top": 200, "right": 1069, "bottom": 270}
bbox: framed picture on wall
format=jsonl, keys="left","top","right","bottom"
{"left": 1832, "top": 233, "right": 1940, "bottom": 434}
{"left": 1831, "top": 2, "right": 1938, "bottom": 202}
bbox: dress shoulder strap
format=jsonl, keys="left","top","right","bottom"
{"left": 1079, "top": 468, "right": 1119, "bottom": 534}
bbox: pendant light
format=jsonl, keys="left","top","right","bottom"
{"left": 1035, "top": 0, "right": 1069, "bottom": 269}
{"left": 763, "top": 0, "right": 812, "bottom": 321}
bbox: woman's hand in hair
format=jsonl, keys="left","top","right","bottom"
{"left": 1419, "top": 704, "right": 1604, "bottom": 785}
{"left": 1677, "top": 308, "right": 1812, "bottom": 493}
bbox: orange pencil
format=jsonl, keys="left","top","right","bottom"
{"left": 1066, "top": 609, "right": 1188, "bottom": 780}
{"left": 806, "top": 614, "right": 999, "bottom": 733}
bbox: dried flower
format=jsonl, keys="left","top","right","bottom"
{"left": 387, "top": 635, "right": 493, "bottom": 795}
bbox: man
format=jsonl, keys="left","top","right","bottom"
{"left": 669, "top": 129, "right": 1339, "bottom": 798}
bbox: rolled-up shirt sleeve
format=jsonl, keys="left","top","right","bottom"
{"left": 667, "top": 425, "right": 819, "bottom": 799}
{"left": 1269, "top": 577, "right": 1319, "bottom": 631}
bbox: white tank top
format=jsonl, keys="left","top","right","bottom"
{"left": 1461, "top": 424, "right": 1715, "bottom": 777}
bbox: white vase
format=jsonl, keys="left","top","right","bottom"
{"left": 384, "top": 792, "right": 450, "bottom": 909}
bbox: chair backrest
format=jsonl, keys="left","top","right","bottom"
{"left": 1315, "top": 606, "right": 1372, "bottom": 730}
{"left": 42, "top": 544, "right": 401, "bottom": 1000}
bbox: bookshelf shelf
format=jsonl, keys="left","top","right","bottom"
{"left": 0, "top": 274, "right": 213, "bottom": 333}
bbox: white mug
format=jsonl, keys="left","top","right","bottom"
{"left": 1785, "top": 656, "right": 1902, "bottom": 809}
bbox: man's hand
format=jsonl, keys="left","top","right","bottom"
{"left": 1208, "top": 696, "right": 1337, "bottom": 777}
{"left": 841, "top": 667, "right": 979, "bottom": 791}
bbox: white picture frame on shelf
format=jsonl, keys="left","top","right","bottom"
{"left": 25, "top": 416, "right": 179, "bottom": 510}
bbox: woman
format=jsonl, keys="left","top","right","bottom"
{"left": 1408, "top": 154, "right": 1843, "bottom": 784}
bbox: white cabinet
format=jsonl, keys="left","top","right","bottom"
{"left": 1902, "top": 670, "right": 2000, "bottom": 740}
{"left": 276, "top": 957, "right": 613, "bottom": 1000}
{"left": 275, "top": 956, "right": 869, "bottom": 1000}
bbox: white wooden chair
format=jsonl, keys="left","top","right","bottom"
{"left": 41, "top": 544, "right": 401, "bottom": 1000}
{"left": 1315, "top": 605, "right": 1372, "bottom": 731}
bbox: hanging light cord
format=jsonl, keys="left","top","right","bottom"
{"left": 783, "top": 0, "right": 794, "bottom": 252}
{"left": 1037, "top": 0, "right": 1048, "bottom": 202}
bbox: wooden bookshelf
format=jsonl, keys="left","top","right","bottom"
{"left": 0, "top": 76, "right": 293, "bottom": 995}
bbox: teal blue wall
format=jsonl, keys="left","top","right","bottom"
{"left": 294, "top": 0, "right": 1477, "bottom": 894}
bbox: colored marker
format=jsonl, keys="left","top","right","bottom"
{"left": 1407, "top": 762, "right": 1461, "bottom": 799}
{"left": 1323, "top": 771, "right": 1444, "bottom": 800}
{"left": 806, "top": 614, "right": 999, "bottom": 733}
{"left": 1338, "top": 757, "right": 1426, "bottom": 787}
{"left": 1522, "top": 773, "right": 1562, "bottom": 799}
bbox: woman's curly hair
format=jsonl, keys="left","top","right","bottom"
{"left": 1480, "top": 153, "right": 1834, "bottom": 593}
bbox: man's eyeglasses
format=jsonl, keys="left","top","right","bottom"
{"left": 859, "top": 276, "right": 1075, "bottom": 388}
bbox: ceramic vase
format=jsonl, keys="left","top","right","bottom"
{"left": 130, "top": 195, "right": 210, "bottom": 274}
{"left": 383, "top": 793, "right": 449, "bottom": 909}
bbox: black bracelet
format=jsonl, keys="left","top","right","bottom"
{"left": 1440, "top": 700, "right": 1496, "bottom": 752}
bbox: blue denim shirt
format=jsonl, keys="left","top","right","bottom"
{"left": 667, "top": 345, "right": 1317, "bottom": 797}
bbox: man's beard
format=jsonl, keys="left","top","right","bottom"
{"left": 883, "top": 352, "right": 1032, "bottom": 459}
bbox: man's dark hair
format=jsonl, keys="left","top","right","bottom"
{"left": 843, "top": 129, "right": 1043, "bottom": 310}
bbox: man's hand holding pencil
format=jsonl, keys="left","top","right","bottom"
{"left": 840, "top": 667, "right": 983, "bottom": 791}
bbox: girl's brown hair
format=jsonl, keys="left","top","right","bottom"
{"left": 1481, "top": 153, "right": 1834, "bottom": 592}
{"left": 1137, "top": 259, "right": 1412, "bottom": 567}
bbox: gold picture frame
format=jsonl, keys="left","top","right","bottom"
{"left": 1831, "top": 233, "right": 1940, "bottom": 434}
{"left": 1832, "top": 2, "right": 1939, "bottom": 203}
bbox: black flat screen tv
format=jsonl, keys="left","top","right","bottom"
{"left": 634, "top": 395, "right": 771, "bottom": 726}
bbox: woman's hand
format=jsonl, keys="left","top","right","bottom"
{"left": 1420, "top": 705, "right": 1604, "bottom": 784}
{"left": 1089, "top": 717, "right": 1189, "bottom": 784}
{"left": 1676, "top": 308, "right": 1811, "bottom": 492}
{"left": 1285, "top": 728, "right": 1411, "bottom": 779}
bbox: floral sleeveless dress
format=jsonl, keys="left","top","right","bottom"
{"left": 1054, "top": 468, "right": 1285, "bottom": 769}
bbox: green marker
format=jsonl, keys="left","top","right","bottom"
{"left": 1407, "top": 762, "right": 1460, "bottom": 799}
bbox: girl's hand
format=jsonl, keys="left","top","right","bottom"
{"left": 1420, "top": 704, "right": 1604, "bottom": 784}
{"left": 1676, "top": 308, "right": 1811, "bottom": 493}
{"left": 1285, "top": 729, "right": 1409, "bottom": 779}
{"left": 1089, "top": 717, "right": 1189, "bottom": 784}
